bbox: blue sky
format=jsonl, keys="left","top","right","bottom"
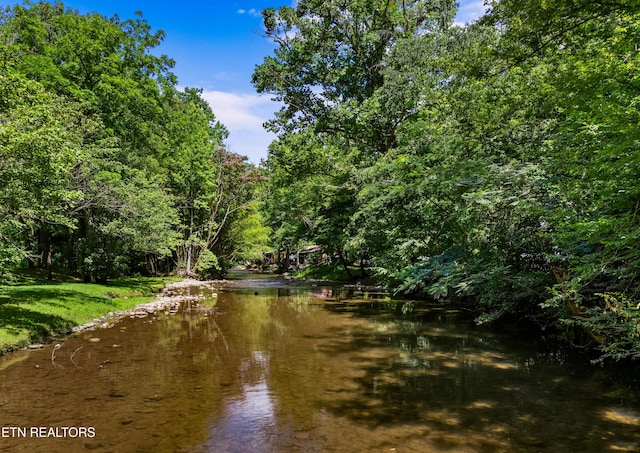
{"left": 6, "top": 1, "right": 487, "bottom": 163}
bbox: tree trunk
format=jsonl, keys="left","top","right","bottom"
{"left": 277, "top": 248, "right": 290, "bottom": 273}
{"left": 149, "top": 254, "right": 157, "bottom": 275}
{"left": 186, "top": 202, "right": 195, "bottom": 274}
{"left": 39, "top": 222, "right": 53, "bottom": 280}
{"left": 338, "top": 251, "right": 353, "bottom": 280}
{"left": 359, "top": 254, "right": 368, "bottom": 278}
{"left": 22, "top": 227, "right": 36, "bottom": 269}
{"left": 46, "top": 249, "right": 52, "bottom": 281}
{"left": 78, "top": 209, "right": 91, "bottom": 282}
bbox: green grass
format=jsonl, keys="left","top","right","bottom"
{"left": 293, "top": 264, "right": 361, "bottom": 282}
{"left": 0, "top": 269, "right": 179, "bottom": 354}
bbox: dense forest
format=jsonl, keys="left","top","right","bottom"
{"left": 0, "top": 1, "right": 269, "bottom": 282}
{"left": 1, "top": 1, "right": 639, "bottom": 363}
{"left": 251, "top": 0, "right": 640, "bottom": 362}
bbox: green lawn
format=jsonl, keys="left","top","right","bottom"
{"left": 0, "top": 269, "right": 178, "bottom": 353}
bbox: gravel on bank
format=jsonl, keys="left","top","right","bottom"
{"left": 71, "top": 279, "right": 220, "bottom": 333}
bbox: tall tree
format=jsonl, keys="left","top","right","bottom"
{"left": 253, "top": 0, "right": 456, "bottom": 154}
{"left": 1, "top": 3, "right": 187, "bottom": 280}
{"left": 0, "top": 52, "right": 82, "bottom": 274}
{"left": 483, "top": 0, "right": 640, "bottom": 359}
{"left": 255, "top": 0, "right": 457, "bottom": 273}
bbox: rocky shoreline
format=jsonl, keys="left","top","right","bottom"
{"left": 71, "top": 279, "right": 219, "bottom": 333}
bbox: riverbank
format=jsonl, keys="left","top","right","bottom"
{"left": 0, "top": 271, "right": 185, "bottom": 354}
{"left": 70, "top": 279, "right": 219, "bottom": 334}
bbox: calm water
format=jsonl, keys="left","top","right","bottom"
{"left": 1, "top": 272, "right": 639, "bottom": 452}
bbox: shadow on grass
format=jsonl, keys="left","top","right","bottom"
{"left": 0, "top": 272, "right": 174, "bottom": 353}
{"left": 3, "top": 287, "right": 111, "bottom": 302}
{"left": 0, "top": 304, "right": 75, "bottom": 344}
{"left": 4, "top": 268, "right": 82, "bottom": 286}
{"left": 105, "top": 278, "right": 167, "bottom": 295}
{"left": 0, "top": 287, "right": 121, "bottom": 351}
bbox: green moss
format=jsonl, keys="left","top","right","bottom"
{"left": 0, "top": 273, "right": 179, "bottom": 354}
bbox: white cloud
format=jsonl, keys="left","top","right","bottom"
{"left": 200, "top": 90, "right": 280, "bottom": 164}
{"left": 237, "top": 8, "right": 261, "bottom": 17}
{"left": 454, "top": 0, "right": 489, "bottom": 27}
{"left": 202, "top": 91, "right": 266, "bottom": 129}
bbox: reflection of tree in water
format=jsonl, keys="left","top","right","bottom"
{"left": 4, "top": 282, "right": 637, "bottom": 452}
{"left": 311, "top": 299, "right": 640, "bottom": 452}
{"left": 197, "top": 284, "right": 640, "bottom": 452}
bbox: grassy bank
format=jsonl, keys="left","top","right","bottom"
{"left": 293, "top": 264, "right": 369, "bottom": 282}
{"left": 0, "top": 269, "right": 179, "bottom": 354}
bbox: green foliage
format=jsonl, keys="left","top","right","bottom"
{"left": 294, "top": 264, "right": 360, "bottom": 282}
{"left": 253, "top": 0, "right": 456, "bottom": 150}
{"left": 0, "top": 2, "right": 265, "bottom": 282}
{"left": 0, "top": 53, "right": 81, "bottom": 266}
{"left": 257, "top": 0, "right": 640, "bottom": 362}
{"left": 226, "top": 201, "right": 272, "bottom": 263}
{"left": 583, "top": 293, "right": 640, "bottom": 362}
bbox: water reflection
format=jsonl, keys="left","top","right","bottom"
{"left": 0, "top": 275, "right": 639, "bottom": 452}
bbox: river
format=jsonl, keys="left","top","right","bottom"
{"left": 0, "top": 272, "right": 639, "bottom": 452}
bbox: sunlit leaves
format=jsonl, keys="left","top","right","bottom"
{"left": 0, "top": 66, "right": 81, "bottom": 218}
{"left": 0, "top": 3, "right": 263, "bottom": 281}
{"left": 259, "top": 0, "right": 640, "bottom": 361}
{"left": 253, "top": 0, "right": 456, "bottom": 147}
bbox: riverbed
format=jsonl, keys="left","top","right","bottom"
{"left": 1, "top": 272, "right": 639, "bottom": 452}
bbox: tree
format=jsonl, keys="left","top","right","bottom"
{"left": 1, "top": 2, "right": 243, "bottom": 280}
{"left": 253, "top": 0, "right": 455, "bottom": 155}
{"left": 255, "top": 0, "right": 458, "bottom": 275}
{"left": 4, "top": 1, "right": 176, "bottom": 165}
{"left": 254, "top": 0, "right": 640, "bottom": 361}
{"left": 466, "top": 0, "right": 640, "bottom": 359}
{"left": 0, "top": 51, "right": 82, "bottom": 277}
